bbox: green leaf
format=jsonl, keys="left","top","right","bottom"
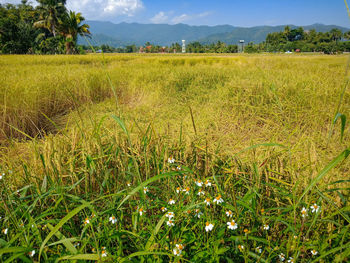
{"left": 111, "top": 115, "right": 130, "bottom": 141}
{"left": 217, "top": 247, "right": 229, "bottom": 255}
{"left": 119, "top": 251, "right": 171, "bottom": 262}
{"left": 298, "top": 148, "right": 350, "bottom": 203}
{"left": 334, "top": 113, "right": 347, "bottom": 142}
{"left": 248, "top": 251, "right": 267, "bottom": 263}
{"left": 46, "top": 224, "right": 77, "bottom": 254}
{"left": 4, "top": 253, "right": 32, "bottom": 263}
{"left": 39, "top": 201, "right": 91, "bottom": 262}
{"left": 145, "top": 214, "right": 166, "bottom": 250}
{"left": 58, "top": 254, "right": 101, "bottom": 261}
{"left": 0, "top": 247, "right": 27, "bottom": 256}
{"left": 311, "top": 244, "right": 350, "bottom": 263}
{"left": 117, "top": 172, "right": 174, "bottom": 210}
{"left": 315, "top": 187, "right": 350, "bottom": 224}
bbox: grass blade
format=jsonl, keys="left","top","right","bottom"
{"left": 298, "top": 148, "right": 350, "bottom": 203}
{"left": 38, "top": 202, "right": 91, "bottom": 262}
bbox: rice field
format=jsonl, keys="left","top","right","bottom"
{"left": 0, "top": 54, "right": 349, "bottom": 262}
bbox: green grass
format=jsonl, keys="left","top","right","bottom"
{"left": 0, "top": 54, "right": 349, "bottom": 262}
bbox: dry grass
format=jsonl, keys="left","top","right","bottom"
{"left": 1, "top": 54, "right": 348, "bottom": 185}
{"left": 0, "top": 55, "right": 350, "bottom": 184}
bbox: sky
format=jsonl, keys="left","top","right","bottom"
{"left": 1, "top": 0, "right": 349, "bottom": 28}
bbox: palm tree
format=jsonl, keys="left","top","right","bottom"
{"left": 283, "top": 26, "right": 291, "bottom": 40}
{"left": 59, "top": 11, "right": 90, "bottom": 54}
{"left": 329, "top": 28, "right": 343, "bottom": 42}
{"left": 34, "top": 0, "right": 66, "bottom": 37}
{"left": 344, "top": 31, "right": 350, "bottom": 41}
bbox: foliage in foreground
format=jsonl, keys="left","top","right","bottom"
{"left": 0, "top": 116, "right": 349, "bottom": 262}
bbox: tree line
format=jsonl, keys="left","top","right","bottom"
{"left": 89, "top": 26, "right": 350, "bottom": 55}
{"left": 82, "top": 41, "right": 239, "bottom": 54}
{"left": 257, "top": 26, "right": 350, "bottom": 54}
{"left": 0, "top": 0, "right": 90, "bottom": 54}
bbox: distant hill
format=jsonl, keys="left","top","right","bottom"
{"left": 79, "top": 21, "right": 235, "bottom": 46}
{"left": 78, "top": 21, "right": 349, "bottom": 47}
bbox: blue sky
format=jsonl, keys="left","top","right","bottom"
{"left": 1, "top": 0, "right": 349, "bottom": 27}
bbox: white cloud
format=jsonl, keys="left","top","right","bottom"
{"left": 150, "top": 11, "right": 169, "bottom": 24}
{"left": 66, "top": 0, "right": 144, "bottom": 19}
{"left": 172, "top": 14, "right": 190, "bottom": 24}
{"left": 171, "top": 12, "right": 211, "bottom": 24}
{"left": 198, "top": 11, "right": 211, "bottom": 18}
{"left": 149, "top": 10, "right": 211, "bottom": 25}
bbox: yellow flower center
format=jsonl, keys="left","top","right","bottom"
{"left": 231, "top": 221, "right": 236, "bottom": 226}
{"left": 206, "top": 222, "right": 210, "bottom": 226}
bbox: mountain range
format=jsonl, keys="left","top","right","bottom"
{"left": 78, "top": 21, "right": 349, "bottom": 47}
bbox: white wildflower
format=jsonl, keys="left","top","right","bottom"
{"left": 109, "top": 216, "right": 117, "bottom": 224}
{"left": 167, "top": 220, "right": 175, "bottom": 227}
{"left": 310, "top": 203, "right": 320, "bottom": 213}
{"left": 205, "top": 222, "right": 214, "bottom": 232}
{"left": 213, "top": 195, "right": 224, "bottom": 204}
{"left": 227, "top": 220, "right": 238, "bottom": 230}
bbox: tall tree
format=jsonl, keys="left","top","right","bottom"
{"left": 0, "top": 1, "right": 40, "bottom": 53}
{"left": 34, "top": 0, "right": 66, "bottom": 37}
{"left": 59, "top": 11, "right": 90, "bottom": 54}
{"left": 283, "top": 26, "right": 291, "bottom": 40}
{"left": 329, "top": 28, "right": 343, "bottom": 42}
{"left": 344, "top": 31, "right": 350, "bottom": 40}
